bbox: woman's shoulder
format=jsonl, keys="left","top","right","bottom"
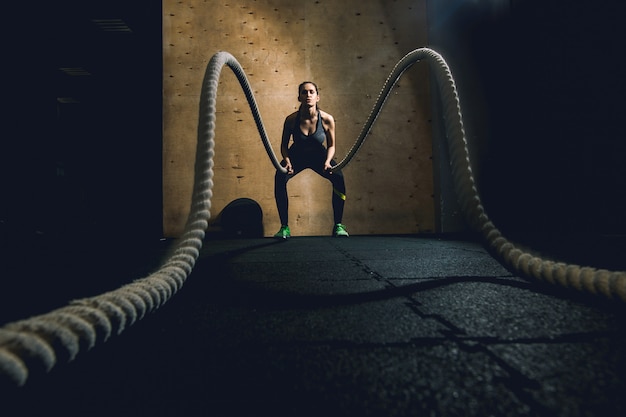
{"left": 285, "top": 111, "right": 298, "bottom": 122}
{"left": 283, "top": 111, "right": 298, "bottom": 127}
{"left": 319, "top": 110, "right": 335, "bottom": 124}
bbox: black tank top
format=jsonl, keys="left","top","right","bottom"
{"left": 292, "top": 111, "right": 326, "bottom": 147}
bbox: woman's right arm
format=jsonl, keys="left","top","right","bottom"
{"left": 281, "top": 115, "right": 294, "bottom": 173}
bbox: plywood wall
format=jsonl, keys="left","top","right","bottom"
{"left": 163, "top": 0, "right": 433, "bottom": 237}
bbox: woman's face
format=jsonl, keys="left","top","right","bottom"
{"left": 298, "top": 83, "right": 319, "bottom": 106}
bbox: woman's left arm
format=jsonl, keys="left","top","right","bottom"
{"left": 323, "top": 112, "right": 336, "bottom": 171}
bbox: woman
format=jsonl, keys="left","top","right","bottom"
{"left": 274, "top": 81, "right": 348, "bottom": 239}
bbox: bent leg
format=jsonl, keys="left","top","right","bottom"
{"left": 330, "top": 170, "right": 346, "bottom": 225}
{"left": 274, "top": 163, "right": 290, "bottom": 226}
{"left": 317, "top": 161, "right": 346, "bottom": 225}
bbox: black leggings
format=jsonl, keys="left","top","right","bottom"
{"left": 274, "top": 145, "right": 346, "bottom": 226}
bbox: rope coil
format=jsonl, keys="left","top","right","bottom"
{"left": 1, "top": 47, "right": 624, "bottom": 387}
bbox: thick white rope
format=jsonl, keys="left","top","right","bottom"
{"left": 337, "top": 48, "right": 625, "bottom": 304}
{"left": 0, "top": 51, "right": 220, "bottom": 386}
{"left": 1, "top": 48, "right": 624, "bottom": 388}
{"left": 412, "top": 49, "right": 626, "bottom": 303}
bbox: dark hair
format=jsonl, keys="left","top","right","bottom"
{"left": 298, "top": 81, "right": 319, "bottom": 95}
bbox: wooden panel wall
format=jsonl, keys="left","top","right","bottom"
{"left": 163, "top": 0, "right": 433, "bottom": 237}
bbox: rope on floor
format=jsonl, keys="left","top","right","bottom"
{"left": 1, "top": 47, "right": 624, "bottom": 388}
{"left": 0, "top": 49, "right": 219, "bottom": 386}
{"left": 411, "top": 48, "right": 626, "bottom": 303}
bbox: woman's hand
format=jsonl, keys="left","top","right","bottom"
{"left": 285, "top": 160, "right": 294, "bottom": 174}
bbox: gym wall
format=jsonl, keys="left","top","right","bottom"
{"left": 162, "top": 0, "right": 434, "bottom": 237}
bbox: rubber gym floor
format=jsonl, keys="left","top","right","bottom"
{"left": 2, "top": 232, "right": 625, "bottom": 417}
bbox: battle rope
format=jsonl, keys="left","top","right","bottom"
{"left": 1, "top": 47, "right": 625, "bottom": 387}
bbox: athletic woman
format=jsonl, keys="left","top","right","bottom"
{"left": 274, "top": 81, "right": 348, "bottom": 238}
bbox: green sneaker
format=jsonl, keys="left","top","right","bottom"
{"left": 274, "top": 225, "right": 291, "bottom": 239}
{"left": 333, "top": 223, "right": 349, "bottom": 237}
